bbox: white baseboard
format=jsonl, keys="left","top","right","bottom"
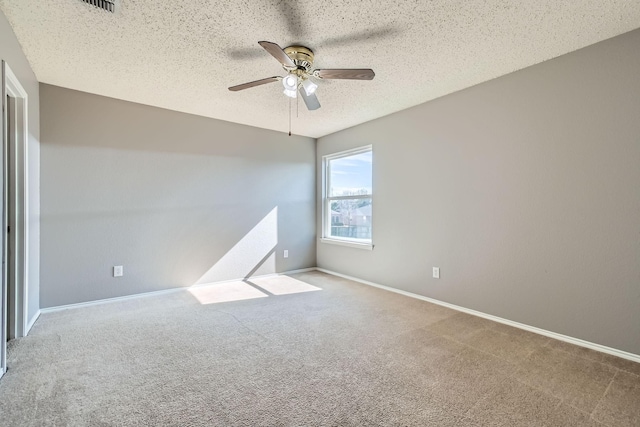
{"left": 316, "top": 268, "right": 640, "bottom": 364}
{"left": 275, "top": 267, "right": 316, "bottom": 276}
{"left": 25, "top": 310, "right": 41, "bottom": 335}
{"left": 40, "top": 268, "right": 317, "bottom": 314}
{"left": 40, "top": 288, "right": 185, "bottom": 314}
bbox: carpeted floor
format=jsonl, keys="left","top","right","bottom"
{"left": 1, "top": 271, "right": 639, "bottom": 426}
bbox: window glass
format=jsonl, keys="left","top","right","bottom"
{"left": 324, "top": 147, "right": 372, "bottom": 244}
{"left": 330, "top": 198, "right": 372, "bottom": 240}
{"left": 329, "top": 151, "right": 372, "bottom": 197}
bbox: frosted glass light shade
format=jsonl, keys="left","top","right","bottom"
{"left": 283, "top": 88, "right": 297, "bottom": 98}
{"left": 282, "top": 74, "right": 297, "bottom": 91}
{"left": 302, "top": 79, "right": 318, "bottom": 96}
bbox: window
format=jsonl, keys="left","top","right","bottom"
{"left": 322, "top": 146, "right": 373, "bottom": 249}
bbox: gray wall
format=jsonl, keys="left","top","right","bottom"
{"left": 317, "top": 29, "right": 640, "bottom": 355}
{"left": 0, "top": 10, "right": 40, "bottom": 325}
{"left": 40, "top": 84, "right": 315, "bottom": 308}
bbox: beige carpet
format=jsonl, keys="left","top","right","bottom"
{"left": 1, "top": 271, "right": 639, "bottom": 426}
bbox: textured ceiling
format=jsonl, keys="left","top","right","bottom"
{"left": 1, "top": 1, "right": 640, "bottom": 138}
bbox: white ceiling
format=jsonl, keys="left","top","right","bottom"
{"left": 2, "top": 1, "right": 640, "bottom": 138}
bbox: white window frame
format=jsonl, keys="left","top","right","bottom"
{"left": 321, "top": 145, "right": 373, "bottom": 250}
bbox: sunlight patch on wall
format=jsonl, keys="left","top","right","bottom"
{"left": 195, "top": 207, "right": 278, "bottom": 285}
{"left": 188, "top": 281, "right": 268, "bottom": 305}
{"left": 248, "top": 276, "right": 321, "bottom": 296}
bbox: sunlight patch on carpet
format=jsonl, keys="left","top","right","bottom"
{"left": 189, "top": 281, "right": 268, "bottom": 304}
{"left": 248, "top": 276, "right": 322, "bottom": 296}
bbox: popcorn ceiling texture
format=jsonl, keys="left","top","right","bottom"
{"left": 1, "top": 0, "right": 639, "bottom": 137}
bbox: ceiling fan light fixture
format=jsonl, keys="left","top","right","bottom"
{"left": 282, "top": 74, "right": 297, "bottom": 91}
{"left": 283, "top": 88, "right": 297, "bottom": 98}
{"left": 302, "top": 79, "right": 318, "bottom": 96}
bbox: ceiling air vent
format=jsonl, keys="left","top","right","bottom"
{"left": 81, "top": 0, "right": 116, "bottom": 13}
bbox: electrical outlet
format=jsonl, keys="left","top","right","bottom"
{"left": 432, "top": 267, "right": 440, "bottom": 279}
{"left": 283, "top": 250, "right": 289, "bottom": 258}
{"left": 113, "top": 265, "right": 123, "bottom": 277}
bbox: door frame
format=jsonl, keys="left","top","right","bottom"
{"left": 1, "top": 61, "right": 29, "bottom": 379}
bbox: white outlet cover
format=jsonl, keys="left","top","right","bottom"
{"left": 113, "top": 265, "right": 123, "bottom": 277}
{"left": 283, "top": 250, "right": 289, "bottom": 258}
{"left": 433, "top": 267, "right": 440, "bottom": 279}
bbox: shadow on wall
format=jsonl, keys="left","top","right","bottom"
{"left": 189, "top": 207, "right": 320, "bottom": 305}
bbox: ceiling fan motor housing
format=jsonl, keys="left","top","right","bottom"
{"left": 284, "top": 46, "right": 314, "bottom": 77}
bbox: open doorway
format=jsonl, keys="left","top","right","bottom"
{"left": 1, "top": 61, "right": 29, "bottom": 380}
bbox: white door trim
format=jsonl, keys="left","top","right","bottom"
{"left": 1, "top": 61, "right": 30, "bottom": 379}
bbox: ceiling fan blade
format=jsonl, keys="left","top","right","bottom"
{"left": 299, "top": 87, "right": 321, "bottom": 111}
{"left": 314, "top": 69, "right": 375, "bottom": 80}
{"left": 258, "top": 41, "right": 295, "bottom": 67}
{"left": 228, "top": 76, "right": 280, "bottom": 91}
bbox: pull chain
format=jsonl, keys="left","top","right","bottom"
{"left": 288, "top": 96, "right": 292, "bottom": 136}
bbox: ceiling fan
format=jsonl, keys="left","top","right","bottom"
{"left": 228, "top": 41, "right": 375, "bottom": 111}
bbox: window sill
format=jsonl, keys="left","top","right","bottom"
{"left": 320, "top": 238, "right": 374, "bottom": 250}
